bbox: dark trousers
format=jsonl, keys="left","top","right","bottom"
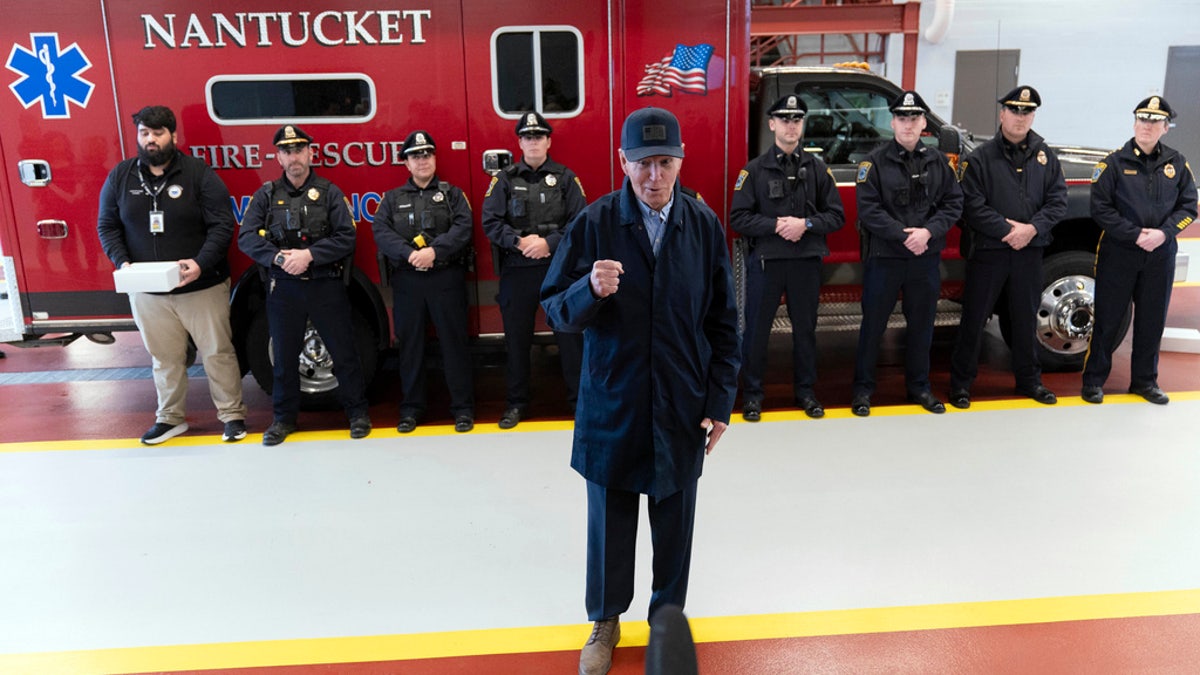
{"left": 585, "top": 480, "right": 698, "bottom": 622}
{"left": 392, "top": 266, "right": 474, "bottom": 417}
{"left": 498, "top": 264, "right": 582, "bottom": 410}
{"left": 1082, "top": 239, "right": 1177, "bottom": 390}
{"left": 266, "top": 277, "right": 368, "bottom": 422}
{"left": 950, "top": 247, "right": 1043, "bottom": 391}
{"left": 853, "top": 255, "right": 940, "bottom": 396}
{"left": 741, "top": 256, "right": 821, "bottom": 402}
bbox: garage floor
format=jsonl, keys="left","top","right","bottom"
{"left": 1, "top": 250, "right": 1198, "bottom": 674}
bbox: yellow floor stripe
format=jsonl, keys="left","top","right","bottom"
{"left": 2, "top": 590, "right": 1197, "bottom": 674}
{"left": 3, "top": 392, "right": 1199, "bottom": 453}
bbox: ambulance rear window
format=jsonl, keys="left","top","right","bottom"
{"left": 206, "top": 74, "right": 375, "bottom": 125}
{"left": 492, "top": 27, "right": 582, "bottom": 118}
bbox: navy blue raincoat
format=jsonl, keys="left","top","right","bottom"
{"left": 541, "top": 179, "right": 740, "bottom": 500}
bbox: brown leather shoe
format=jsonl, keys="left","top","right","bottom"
{"left": 579, "top": 616, "right": 620, "bottom": 675}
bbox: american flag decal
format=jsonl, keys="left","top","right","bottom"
{"left": 636, "top": 43, "right": 714, "bottom": 97}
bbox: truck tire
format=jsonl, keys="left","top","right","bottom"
{"left": 244, "top": 308, "right": 380, "bottom": 410}
{"left": 1007, "top": 250, "right": 1130, "bottom": 372}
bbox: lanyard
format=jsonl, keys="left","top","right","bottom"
{"left": 136, "top": 160, "right": 168, "bottom": 211}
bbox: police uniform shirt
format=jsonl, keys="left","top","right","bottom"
{"left": 237, "top": 170, "right": 356, "bottom": 276}
{"left": 855, "top": 139, "right": 963, "bottom": 258}
{"left": 481, "top": 157, "right": 586, "bottom": 265}
{"left": 1091, "top": 139, "right": 1197, "bottom": 247}
{"left": 372, "top": 175, "right": 473, "bottom": 269}
{"left": 957, "top": 128, "right": 1068, "bottom": 255}
{"left": 729, "top": 144, "right": 845, "bottom": 260}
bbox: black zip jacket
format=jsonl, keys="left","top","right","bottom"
{"left": 855, "top": 140, "right": 963, "bottom": 259}
{"left": 730, "top": 146, "right": 845, "bottom": 259}
{"left": 1090, "top": 139, "right": 1197, "bottom": 249}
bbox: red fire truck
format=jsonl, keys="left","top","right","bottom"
{"left": 1, "top": 0, "right": 1114, "bottom": 405}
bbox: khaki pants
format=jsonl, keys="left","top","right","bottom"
{"left": 129, "top": 280, "right": 246, "bottom": 425}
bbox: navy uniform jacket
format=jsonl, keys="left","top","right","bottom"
{"left": 540, "top": 179, "right": 741, "bottom": 500}
{"left": 856, "top": 140, "right": 963, "bottom": 259}
{"left": 729, "top": 146, "right": 845, "bottom": 259}
{"left": 957, "top": 129, "right": 1068, "bottom": 258}
{"left": 98, "top": 153, "right": 235, "bottom": 293}
{"left": 238, "top": 171, "right": 357, "bottom": 276}
{"left": 1090, "top": 139, "right": 1197, "bottom": 248}
{"left": 481, "top": 157, "right": 587, "bottom": 269}
{"left": 372, "top": 175, "right": 472, "bottom": 270}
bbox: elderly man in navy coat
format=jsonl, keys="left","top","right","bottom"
{"left": 541, "top": 107, "right": 740, "bottom": 675}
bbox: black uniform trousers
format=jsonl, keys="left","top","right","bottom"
{"left": 586, "top": 479, "right": 698, "bottom": 622}
{"left": 741, "top": 256, "right": 822, "bottom": 402}
{"left": 1082, "top": 238, "right": 1177, "bottom": 390}
{"left": 497, "top": 264, "right": 583, "bottom": 411}
{"left": 949, "top": 247, "right": 1044, "bottom": 392}
{"left": 392, "top": 265, "right": 474, "bottom": 418}
{"left": 266, "top": 276, "right": 369, "bottom": 422}
{"left": 853, "top": 256, "right": 940, "bottom": 397}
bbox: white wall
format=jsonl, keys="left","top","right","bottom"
{"left": 884, "top": 0, "right": 1200, "bottom": 149}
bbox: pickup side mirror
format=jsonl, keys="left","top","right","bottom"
{"left": 938, "top": 125, "right": 964, "bottom": 155}
{"left": 482, "top": 149, "right": 513, "bottom": 176}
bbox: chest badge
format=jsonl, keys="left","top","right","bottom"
{"left": 1164, "top": 164, "right": 1176, "bottom": 179}
{"left": 307, "top": 187, "right": 321, "bottom": 201}
{"left": 432, "top": 191, "right": 445, "bottom": 203}
{"left": 1037, "top": 150, "right": 1047, "bottom": 165}
{"left": 545, "top": 174, "right": 557, "bottom": 187}
{"left": 167, "top": 184, "right": 183, "bottom": 199}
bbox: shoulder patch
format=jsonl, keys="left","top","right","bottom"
{"left": 343, "top": 196, "right": 357, "bottom": 228}
{"left": 484, "top": 175, "right": 498, "bottom": 198}
{"left": 856, "top": 162, "right": 872, "bottom": 183}
{"left": 574, "top": 176, "right": 586, "bottom": 200}
{"left": 734, "top": 169, "right": 749, "bottom": 191}
{"left": 1091, "top": 162, "right": 1107, "bottom": 183}
{"left": 955, "top": 159, "right": 968, "bottom": 182}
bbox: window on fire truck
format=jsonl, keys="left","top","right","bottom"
{"left": 798, "top": 87, "right": 905, "bottom": 166}
{"left": 492, "top": 27, "right": 583, "bottom": 117}
{"left": 206, "top": 75, "right": 375, "bottom": 125}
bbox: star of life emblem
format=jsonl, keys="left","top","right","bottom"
{"left": 6, "top": 33, "right": 95, "bottom": 119}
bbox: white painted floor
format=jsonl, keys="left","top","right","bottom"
{"left": 2, "top": 398, "right": 1198, "bottom": 656}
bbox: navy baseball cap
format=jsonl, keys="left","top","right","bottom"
{"left": 621, "top": 108, "right": 684, "bottom": 162}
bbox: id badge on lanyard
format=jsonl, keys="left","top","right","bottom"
{"left": 138, "top": 160, "right": 168, "bottom": 234}
{"left": 149, "top": 210, "right": 165, "bottom": 233}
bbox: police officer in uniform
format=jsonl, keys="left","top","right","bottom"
{"left": 372, "top": 131, "right": 476, "bottom": 432}
{"left": 851, "top": 91, "right": 963, "bottom": 417}
{"left": 238, "top": 125, "right": 372, "bottom": 445}
{"left": 731, "top": 95, "right": 845, "bottom": 421}
{"left": 1082, "top": 96, "right": 1197, "bottom": 405}
{"left": 481, "top": 112, "right": 586, "bottom": 428}
{"left": 948, "top": 86, "right": 1067, "bottom": 408}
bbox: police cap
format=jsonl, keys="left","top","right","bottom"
{"left": 273, "top": 125, "right": 313, "bottom": 147}
{"left": 1133, "top": 96, "right": 1175, "bottom": 121}
{"left": 402, "top": 130, "right": 437, "bottom": 156}
{"left": 889, "top": 90, "right": 930, "bottom": 116}
{"left": 998, "top": 85, "right": 1041, "bottom": 111}
{"left": 516, "top": 112, "right": 552, "bottom": 136}
{"left": 768, "top": 95, "right": 807, "bottom": 119}
{"left": 621, "top": 107, "right": 684, "bottom": 162}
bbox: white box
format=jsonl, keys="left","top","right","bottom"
{"left": 112, "top": 262, "right": 182, "bottom": 293}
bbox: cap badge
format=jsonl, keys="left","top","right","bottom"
{"left": 1149, "top": 97, "right": 1161, "bottom": 111}
{"left": 903, "top": 93, "right": 915, "bottom": 106}
{"left": 787, "top": 96, "right": 797, "bottom": 108}
{"left": 527, "top": 113, "right": 537, "bottom": 126}
{"left": 1037, "top": 150, "right": 1047, "bottom": 165}
{"left": 642, "top": 124, "right": 667, "bottom": 141}
{"left": 1165, "top": 164, "right": 1176, "bottom": 179}
{"left": 545, "top": 174, "right": 558, "bottom": 187}
{"left": 307, "top": 188, "right": 321, "bottom": 201}
{"left": 1020, "top": 88, "right": 1031, "bottom": 102}
{"left": 416, "top": 133, "right": 427, "bottom": 145}
{"left": 432, "top": 191, "right": 445, "bottom": 203}
{"left": 284, "top": 126, "right": 296, "bottom": 139}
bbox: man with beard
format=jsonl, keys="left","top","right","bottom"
{"left": 98, "top": 105, "right": 247, "bottom": 445}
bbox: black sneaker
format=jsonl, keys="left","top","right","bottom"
{"left": 222, "top": 419, "right": 247, "bottom": 442}
{"left": 141, "top": 422, "right": 188, "bottom": 445}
